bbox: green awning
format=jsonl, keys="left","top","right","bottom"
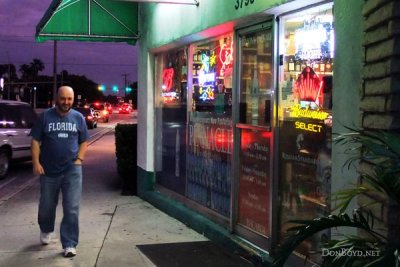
{"left": 36, "top": 0, "right": 139, "bottom": 45}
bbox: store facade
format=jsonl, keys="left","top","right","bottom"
{"left": 137, "top": 0, "right": 364, "bottom": 265}
{"left": 34, "top": 0, "right": 399, "bottom": 265}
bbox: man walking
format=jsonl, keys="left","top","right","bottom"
{"left": 30, "top": 86, "right": 88, "bottom": 257}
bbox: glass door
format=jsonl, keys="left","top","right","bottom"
{"left": 235, "top": 22, "right": 274, "bottom": 249}
{"left": 276, "top": 3, "right": 334, "bottom": 263}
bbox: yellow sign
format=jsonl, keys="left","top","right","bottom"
{"left": 295, "top": 121, "right": 323, "bottom": 133}
{"left": 290, "top": 104, "right": 329, "bottom": 120}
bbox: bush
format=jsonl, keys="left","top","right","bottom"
{"left": 115, "top": 123, "right": 137, "bottom": 195}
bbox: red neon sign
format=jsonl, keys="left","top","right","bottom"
{"left": 162, "top": 68, "right": 174, "bottom": 92}
{"left": 217, "top": 40, "right": 234, "bottom": 77}
{"left": 294, "top": 66, "right": 324, "bottom": 107}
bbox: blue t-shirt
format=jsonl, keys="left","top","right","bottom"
{"left": 30, "top": 107, "right": 89, "bottom": 176}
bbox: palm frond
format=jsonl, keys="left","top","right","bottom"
{"left": 273, "top": 210, "right": 384, "bottom": 266}
{"left": 331, "top": 186, "right": 370, "bottom": 213}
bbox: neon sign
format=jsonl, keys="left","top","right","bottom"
{"left": 295, "top": 66, "right": 324, "bottom": 106}
{"left": 219, "top": 40, "right": 233, "bottom": 77}
{"left": 196, "top": 50, "right": 217, "bottom": 102}
{"left": 295, "top": 121, "right": 323, "bottom": 133}
{"left": 295, "top": 16, "right": 334, "bottom": 61}
{"left": 161, "top": 67, "right": 178, "bottom": 103}
{"left": 198, "top": 72, "right": 216, "bottom": 85}
{"left": 162, "top": 68, "right": 174, "bottom": 92}
{"left": 290, "top": 104, "right": 329, "bottom": 120}
{"left": 199, "top": 85, "right": 215, "bottom": 101}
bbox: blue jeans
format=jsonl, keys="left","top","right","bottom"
{"left": 38, "top": 164, "right": 82, "bottom": 249}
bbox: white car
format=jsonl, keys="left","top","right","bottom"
{"left": 0, "top": 100, "right": 38, "bottom": 179}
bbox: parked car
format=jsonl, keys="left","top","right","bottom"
{"left": 0, "top": 100, "right": 38, "bottom": 179}
{"left": 74, "top": 107, "right": 98, "bottom": 129}
{"left": 90, "top": 102, "right": 110, "bottom": 122}
{"left": 118, "top": 103, "right": 131, "bottom": 114}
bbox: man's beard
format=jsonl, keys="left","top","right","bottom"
{"left": 56, "top": 102, "right": 72, "bottom": 113}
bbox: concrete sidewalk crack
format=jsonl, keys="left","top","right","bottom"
{"left": 94, "top": 205, "right": 117, "bottom": 267}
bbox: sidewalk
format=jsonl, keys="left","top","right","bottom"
{"left": 0, "top": 131, "right": 210, "bottom": 267}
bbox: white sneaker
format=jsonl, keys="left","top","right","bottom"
{"left": 40, "top": 232, "right": 52, "bottom": 245}
{"left": 64, "top": 247, "right": 77, "bottom": 257}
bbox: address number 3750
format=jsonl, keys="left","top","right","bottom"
{"left": 235, "top": 0, "right": 255, "bottom": 10}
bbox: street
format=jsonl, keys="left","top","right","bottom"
{"left": 0, "top": 110, "right": 137, "bottom": 205}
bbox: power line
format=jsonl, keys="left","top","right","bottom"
{"left": 0, "top": 61, "right": 137, "bottom": 67}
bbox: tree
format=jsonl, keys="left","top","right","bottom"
{"left": 62, "top": 73, "right": 104, "bottom": 103}
{"left": 0, "top": 64, "right": 17, "bottom": 81}
{"left": 19, "top": 58, "right": 45, "bottom": 81}
{"left": 124, "top": 81, "right": 137, "bottom": 108}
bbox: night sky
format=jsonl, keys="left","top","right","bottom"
{"left": 0, "top": 0, "right": 138, "bottom": 91}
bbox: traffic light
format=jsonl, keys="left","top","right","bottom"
{"left": 98, "top": 84, "right": 105, "bottom": 91}
{"left": 112, "top": 85, "right": 118, "bottom": 92}
{"left": 125, "top": 87, "right": 132, "bottom": 93}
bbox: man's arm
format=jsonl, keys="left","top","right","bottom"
{"left": 31, "top": 139, "right": 45, "bottom": 175}
{"left": 74, "top": 141, "right": 88, "bottom": 165}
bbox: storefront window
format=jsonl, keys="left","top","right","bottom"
{"left": 239, "top": 30, "right": 273, "bottom": 127}
{"left": 278, "top": 4, "right": 333, "bottom": 261}
{"left": 155, "top": 49, "right": 188, "bottom": 195}
{"left": 186, "top": 34, "right": 234, "bottom": 217}
{"left": 236, "top": 26, "right": 273, "bottom": 238}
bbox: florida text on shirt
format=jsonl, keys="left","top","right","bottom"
{"left": 47, "top": 122, "right": 78, "bottom": 138}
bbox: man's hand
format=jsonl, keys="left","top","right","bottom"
{"left": 33, "top": 162, "right": 45, "bottom": 175}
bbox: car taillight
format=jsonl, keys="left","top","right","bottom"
{"left": 87, "top": 116, "right": 93, "bottom": 120}
{"left": 103, "top": 110, "right": 108, "bottom": 115}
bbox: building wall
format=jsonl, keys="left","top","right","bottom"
{"left": 361, "top": 0, "right": 400, "bottom": 239}
{"left": 362, "top": 0, "right": 400, "bottom": 130}
{"left": 331, "top": 0, "right": 364, "bottom": 209}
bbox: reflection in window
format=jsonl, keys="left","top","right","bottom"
{"left": 187, "top": 34, "right": 234, "bottom": 217}
{"left": 154, "top": 49, "right": 188, "bottom": 195}
{"left": 191, "top": 35, "right": 233, "bottom": 114}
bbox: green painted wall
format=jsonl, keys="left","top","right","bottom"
{"left": 331, "top": 0, "right": 364, "bottom": 214}
{"left": 140, "top": 0, "right": 292, "bottom": 49}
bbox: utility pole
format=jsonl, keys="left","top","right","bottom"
{"left": 122, "top": 73, "right": 129, "bottom": 97}
{"left": 7, "top": 52, "right": 11, "bottom": 100}
{"left": 52, "top": 41, "right": 58, "bottom": 106}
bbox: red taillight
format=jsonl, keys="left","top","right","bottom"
{"left": 87, "top": 115, "right": 93, "bottom": 120}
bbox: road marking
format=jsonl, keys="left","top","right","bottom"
{"left": 0, "top": 175, "right": 18, "bottom": 190}
{"left": 0, "top": 176, "right": 39, "bottom": 205}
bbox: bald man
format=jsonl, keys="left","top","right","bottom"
{"left": 30, "top": 86, "right": 88, "bottom": 257}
